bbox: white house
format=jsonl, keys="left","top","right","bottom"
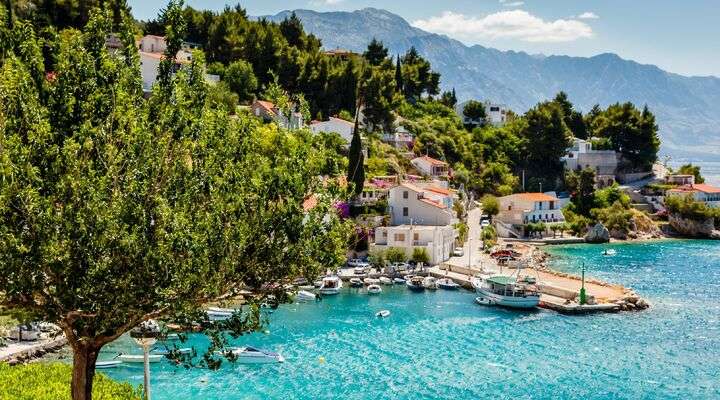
{"left": 496, "top": 192, "right": 565, "bottom": 225}
{"left": 381, "top": 124, "right": 414, "bottom": 149}
{"left": 357, "top": 180, "right": 394, "bottom": 205}
{"left": 137, "top": 35, "right": 215, "bottom": 94}
{"left": 666, "top": 174, "right": 695, "bottom": 186}
{"left": 411, "top": 156, "right": 448, "bottom": 178}
{"left": 455, "top": 100, "right": 509, "bottom": 127}
{"left": 388, "top": 183, "right": 454, "bottom": 226}
{"left": 666, "top": 184, "right": 720, "bottom": 208}
{"left": 310, "top": 117, "right": 355, "bottom": 143}
{"left": 250, "top": 100, "right": 304, "bottom": 130}
{"left": 561, "top": 138, "right": 618, "bottom": 187}
{"left": 371, "top": 225, "right": 457, "bottom": 265}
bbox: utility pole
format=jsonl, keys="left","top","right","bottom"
{"left": 579, "top": 263, "right": 587, "bottom": 305}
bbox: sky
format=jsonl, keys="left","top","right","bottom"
{"left": 127, "top": 0, "right": 720, "bottom": 78}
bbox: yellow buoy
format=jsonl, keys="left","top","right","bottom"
{"left": 318, "top": 356, "right": 325, "bottom": 364}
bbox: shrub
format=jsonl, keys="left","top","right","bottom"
{"left": 0, "top": 363, "right": 141, "bottom": 400}
{"left": 454, "top": 222, "right": 468, "bottom": 243}
{"left": 385, "top": 247, "right": 407, "bottom": 264}
{"left": 480, "top": 195, "right": 499, "bottom": 218}
{"left": 367, "top": 249, "right": 386, "bottom": 267}
{"left": 592, "top": 201, "right": 633, "bottom": 233}
{"left": 411, "top": 248, "right": 430, "bottom": 264}
{"left": 665, "top": 195, "right": 717, "bottom": 222}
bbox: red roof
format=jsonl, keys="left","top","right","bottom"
{"left": 668, "top": 184, "right": 720, "bottom": 194}
{"left": 510, "top": 193, "right": 559, "bottom": 202}
{"left": 253, "top": 100, "right": 276, "bottom": 115}
{"left": 425, "top": 186, "right": 451, "bottom": 196}
{"left": 418, "top": 156, "right": 447, "bottom": 166}
{"left": 420, "top": 198, "right": 447, "bottom": 209}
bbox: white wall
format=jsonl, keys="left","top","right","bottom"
{"left": 310, "top": 118, "right": 354, "bottom": 143}
{"left": 388, "top": 186, "right": 452, "bottom": 226}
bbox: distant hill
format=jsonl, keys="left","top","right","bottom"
{"left": 264, "top": 8, "right": 720, "bottom": 160}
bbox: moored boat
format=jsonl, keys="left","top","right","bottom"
{"left": 393, "top": 277, "right": 406, "bottom": 284}
{"left": 319, "top": 275, "right": 343, "bottom": 295}
{"left": 406, "top": 276, "right": 425, "bottom": 291}
{"left": 474, "top": 296, "right": 495, "bottom": 306}
{"left": 367, "top": 284, "right": 382, "bottom": 294}
{"left": 471, "top": 275, "right": 539, "bottom": 309}
{"left": 217, "top": 347, "right": 285, "bottom": 364}
{"left": 96, "top": 360, "right": 123, "bottom": 369}
{"left": 375, "top": 310, "right": 390, "bottom": 318}
{"left": 422, "top": 276, "right": 438, "bottom": 290}
{"left": 206, "top": 307, "right": 235, "bottom": 321}
{"left": 349, "top": 277, "right": 364, "bottom": 288}
{"left": 363, "top": 277, "right": 380, "bottom": 285}
{"left": 152, "top": 347, "right": 193, "bottom": 356}
{"left": 437, "top": 278, "right": 460, "bottom": 290}
{"left": 379, "top": 276, "right": 393, "bottom": 285}
{"left": 118, "top": 354, "right": 164, "bottom": 363}
{"left": 296, "top": 290, "right": 317, "bottom": 302}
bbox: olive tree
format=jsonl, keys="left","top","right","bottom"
{"left": 0, "top": 5, "right": 349, "bottom": 400}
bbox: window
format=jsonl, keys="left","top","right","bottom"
{"left": 413, "top": 233, "right": 419, "bottom": 241}
{"left": 490, "top": 106, "right": 500, "bottom": 112}
{"left": 549, "top": 201, "right": 555, "bottom": 210}
{"left": 403, "top": 207, "right": 409, "bottom": 217}
{"left": 394, "top": 233, "right": 405, "bottom": 242}
{"left": 538, "top": 202, "right": 543, "bottom": 210}
{"left": 403, "top": 191, "right": 409, "bottom": 199}
{"left": 382, "top": 231, "right": 387, "bottom": 238}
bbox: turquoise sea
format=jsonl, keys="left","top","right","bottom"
{"left": 98, "top": 240, "right": 720, "bottom": 399}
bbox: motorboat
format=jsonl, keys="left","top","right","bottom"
{"left": 318, "top": 276, "right": 343, "bottom": 295}
{"left": 375, "top": 310, "right": 390, "bottom": 318}
{"left": 118, "top": 354, "right": 164, "bottom": 363}
{"left": 406, "top": 276, "right": 425, "bottom": 291}
{"left": 422, "top": 276, "right": 438, "bottom": 290}
{"left": 349, "top": 277, "right": 364, "bottom": 288}
{"left": 475, "top": 296, "right": 495, "bottom": 306}
{"left": 347, "top": 258, "right": 368, "bottom": 268}
{"left": 206, "top": 307, "right": 235, "bottom": 321}
{"left": 403, "top": 274, "right": 414, "bottom": 281}
{"left": 363, "top": 277, "right": 380, "bottom": 285}
{"left": 313, "top": 280, "right": 323, "bottom": 288}
{"left": 393, "top": 277, "right": 406, "bottom": 284}
{"left": 603, "top": 249, "right": 617, "bottom": 256}
{"left": 95, "top": 360, "right": 123, "bottom": 369}
{"left": 296, "top": 290, "right": 317, "bottom": 302}
{"left": 437, "top": 278, "right": 460, "bottom": 290}
{"left": 471, "top": 275, "right": 540, "bottom": 309}
{"left": 367, "top": 284, "right": 382, "bottom": 294}
{"left": 218, "top": 346, "right": 285, "bottom": 364}
{"left": 152, "top": 347, "right": 193, "bottom": 356}
{"left": 379, "top": 276, "right": 393, "bottom": 285}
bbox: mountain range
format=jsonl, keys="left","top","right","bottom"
{"left": 264, "top": 8, "right": 720, "bottom": 161}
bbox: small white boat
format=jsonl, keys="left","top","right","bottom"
{"left": 206, "top": 307, "right": 235, "bottom": 321}
{"left": 217, "top": 346, "right": 285, "bottom": 364}
{"left": 349, "top": 277, "right": 364, "bottom": 288}
{"left": 422, "top": 276, "right": 438, "bottom": 290}
{"left": 475, "top": 296, "right": 495, "bottom": 306}
{"left": 603, "top": 249, "right": 617, "bottom": 256}
{"left": 152, "top": 347, "right": 192, "bottom": 356}
{"left": 403, "top": 274, "right": 414, "bottom": 281}
{"left": 367, "top": 284, "right": 382, "bottom": 294}
{"left": 393, "top": 277, "right": 406, "bottom": 284}
{"left": 406, "top": 276, "right": 425, "bottom": 292}
{"left": 164, "top": 333, "right": 180, "bottom": 341}
{"left": 363, "top": 277, "right": 380, "bottom": 285}
{"left": 437, "top": 278, "right": 460, "bottom": 290}
{"left": 297, "top": 284, "right": 315, "bottom": 290}
{"left": 296, "top": 290, "right": 317, "bottom": 302}
{"left": 379, "top": 276, "right": 393, "bottom": 285}
{"left": 319, "top": 276, "right": 343, "bottom": 295}
{"left": 95, "top": 360, "right": 123, "bottom": 369}
{"left": 118, "top": 354, "right": 164, "bottom": 363}
{"left": 313, "top": 280, "right": 323, "bottom": 288}
{"left": 375, "top": 310, "right": 391, "bottom": 318}
{"left": 471, "top": 275, "right": 540, "bottom": 309}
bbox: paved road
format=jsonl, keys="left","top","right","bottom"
{"left": 445, "top": 206, "right": 487, "bottom": 269}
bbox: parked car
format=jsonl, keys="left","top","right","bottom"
{"left": 480, "top": 220, "right": 491, "bottom": 228}
{"left": 453, "top": 247, "right": 464, "bottom": 257}
{"left": 353, "top": 262, "right": 371, "bottom": 274}
{"left": 347, "top": 258, "right": 366, "bottom": 268}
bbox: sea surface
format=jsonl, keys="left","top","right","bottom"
{"left": 92, "top": 240, "right": 720, "bottom": 399}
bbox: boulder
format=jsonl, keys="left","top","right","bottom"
{"left": 668, "top": 214, "right": 716, "bottom": 237}
{"left": 585, "top": 223, "right": 610, "bottom": 243}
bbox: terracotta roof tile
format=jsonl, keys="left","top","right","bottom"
{"left": 510, "top": 193, "right": 558, "bottom": 202}
{"left": 668, "top": 184, "right": 720, "bottom": 194}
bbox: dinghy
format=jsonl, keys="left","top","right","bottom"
{"left": 475, "top": 296, "right": 495, "bottom": 306}
{"left": 437, "top": 278, "right": 460, "bottom": 290}
{"left": 406, "top": 276, "right": 425, "bottom": 292}
{"left": 118, "top": 354, "right": 164, "bottom": 363}
{"left": 363, "top": 277, "right": 380, "bottom": 285}
{"left": 375, "top": 310, "right": 391, "bottom": 318}
{"left": 318, "top": 276, "right": 343, "bottom": 295}
{"left": 422, "top": 276, "right": 438, "bottom": 290}
{"left": 367, "top": 284, "right": 382, "bottom": 294}
{"left": 349, "top": 277, "right": 364, "bottom": 288}
{"left": 95, "top": 360, "right": 123, "bottom": 369}
{"left": 296, "top": 290, "right": 317, "bottom": 302}
{"left": 379, "top": 276, "right": 393, "bottom": 285}
{"left": 393, "top": 277, "right": 406, "bottom": 284}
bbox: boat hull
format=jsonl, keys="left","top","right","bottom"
{"left": 475, "top": 288, "right": 539, "bottom": 309}
{"left": 119, "top": 354, "right": 163, "bottom": 363}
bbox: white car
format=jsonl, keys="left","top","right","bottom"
{"left": 453, "top": 247, "right": 464, "bottom": 257}
{"left": 347, "top": 258, "right": 365, "bottom": 268}
{"left": 480, "top": 220, "right": 491, "bottom": 228}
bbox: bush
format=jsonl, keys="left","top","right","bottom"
{"left": 454, "top": 222, "right": 468, "bottom": 243}
{"left": 367, "top": 249, "right": 386, "bottom": 267}
{"left": 665, "top": 195, "right": 717, "bottom": 222}
{"left": 411, "top": 248, "right": 430, "bottom": 264}
{"left": 592, "top": 201, "right": 633, "bottom": 233}
{"left": 0, "top": 363, "right": 141, "bottom": 400}
{"left": 594, "top": 184, "right": 630, "bottom": 209}
{"left": 385, "top": 247, "right": 407, "bottom": 264}
{"left": 480, "top": 195, "right": 499, "bottom": 218}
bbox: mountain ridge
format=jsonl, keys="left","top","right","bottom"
{"left": 263, "top": 8, "right": 720, "bottom": 160}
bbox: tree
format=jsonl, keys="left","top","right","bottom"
{"left": 677, "top": 163, "right": 705, "bottom": 184}
{"left": 565, "top": 168, "right": 597, "bottom": 216}
{"left": 553, "top": 91, "right": 587, "bottom": 139}
{"left": 279, "top": 11, "right": 303, "bottom": 48}
{"left": 359, "top": 62, "right": 398, "bottom": 132}
{"left": 591, "top": 102, "right": 659, "bottom": 172}
{"left": 463, "top": 100, "right": 486, "bottom": 128}
{"left": 385, "top": 247, "right": 407, "bottom": 264}
{"left": 0, "top": 7, "right": 349, "bottom": 400}
{"left": 394, "top": 55, "right": 403, "bottom": 93}
{"left": 223, "top": 59, "right": 257, "bottom": 102}
{"left": 481, "top": 195, "right": 499, "bottom": 220}
{"left": 347, "top": 119, "right": 365, "bottom": 196}
{"left": 411, "top": 248, "right": 430, "bottom": 265}
{"left": 440, "top": 88, "right": 457, "bottom": 108}
{"left": 520, "top": 102, "right": 573, "bottom": 191}
{"left": 363, "top": 38, "right": 388, "bottom": 66}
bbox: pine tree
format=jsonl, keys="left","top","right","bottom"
{"left": 394, "top": 55, "right": 403, "bottom": 94}
{"left": 363, "top": 38, "right": 388, "bottom": 66}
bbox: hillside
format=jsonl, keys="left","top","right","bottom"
{"left": 265, "top": 8, "right": 720, "bottom": 160}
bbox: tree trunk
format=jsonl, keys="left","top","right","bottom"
{"left": 71, "top": 342, "right": 100, "bottom": 400}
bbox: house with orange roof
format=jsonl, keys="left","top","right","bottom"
{"left": 411, "top": 156, "right": 449, "bottom": 178}
{"left": 250, "top": 99, "right": 305, "bottom": 130}
{"left": 666, "top": 184, "right": 720, "bottom": 208}
{"left": 496, "top": 192, "right": 565, "bottom": 226}
{"left": 387, "top": 183, "right": 455, "bottom": 226}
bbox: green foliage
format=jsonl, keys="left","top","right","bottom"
{"left": 206, "top": 81, "right": 238, "bottom": 112}
{"left": 565, "top": 168, "right": 597, "bottom": 216}
{"left": 553, "top": 91, "right": 587, "bottom": 139}
{"left": 481, "top": 195, "right": 500, "bottom": 217}
{"left": 224, "top": 59, "right": 257, "bottom": 102}
{"left": 367, "top": 248, "right": 386, "bottom": 268}
{"left": 385, "top": 247, "right": 407, "bottom": 264}
{"left": 411, "top": 247, "right": 430, "bottom": 265}
{"left": 462, "top": 100, "right": 486, "bottom": 128}
{"left": 0, "top": 363, "right": 141, "bottom": 400}
{"left": 347, "top": 126, "right": 365, "bottom": 196}
{"left": 363, "top": 38, "right": 388, "bottom": 66}
{"left": 454, "top": 222, "right": 469, "bottom": 244}
{"left": 481, "top": 225, "right": 497, "bottom": 248}
{"left": 360, "top": 60, "right": 399, "bottom": 132}
{"left": 594, "top": 184, "right": 631, "bottom": 209}
{"left": 676, "top": 163, "right": 705, "bottom": 184}
{"left": 439, "top": 88, "right": 457, "bottom": 108}
{"left": 592, "top": 201, "right": 634, "bottom": 234}
{"left": 399, "top": 47, "right": 439, "bottom": 103}
{"left": 665, "top": 194, "right": 718, "bottom": 222}
{"left": 520, "top": 101, "right": 573, "bottom": 191}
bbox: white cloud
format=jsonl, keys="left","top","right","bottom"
{"left": 499, "top": 0, "right": 525, "bottom": 7}
{"left": 577, "top": 12, "right": 599, "bottom": 20}
{"left": 310, "top": 0, "right": 343, "bottom": 5}
{"left": 412, "top": 10, "right": 594, "bottom": 43}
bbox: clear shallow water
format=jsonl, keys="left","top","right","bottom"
{"left": 98, "top": 240, "right": 720, "bottom": 399}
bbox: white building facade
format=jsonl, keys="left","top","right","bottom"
{"left": 562, "top": 138, "right": 618, "bottom": 187}
{"left": 411, "top": 156, "right": 449, "bottom": 178}
{"left": 309, "top": 117, "right": 355, "bottom": 143}
{"left": 388, "top": 183, "right": 454, "bottom": 226}
{"left": 497, "top": 193, "right": 565, "bottom": 225}
{"left": 371, "top": 225, "right": 457, "bottom": 265}
{"left": 666, "top": 184, "right": 720, "bottom": 208}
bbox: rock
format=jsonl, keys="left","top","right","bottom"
{"left": 668, "top": 214, "right": 716, "bottom": 237}
{"left": 609, "top": 228, "right": 628, "bottom": 240}
{"left": 585, "top": 223, "right": 610, "bottom": 243}
{"left": 711, "top": 230, "right": 720, "bottom": 240}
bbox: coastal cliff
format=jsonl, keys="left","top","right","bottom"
{"left": 668, "top": 214, "right": 720, "bottom": 239}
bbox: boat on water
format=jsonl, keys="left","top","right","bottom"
{"left": 471, "top": 275, "right": 540, "bottom": 309}
{"left": 313, "top": 280, "right": 323, "bottom": 288}
{"left": 296, "top": 290, "right": 317, "bottom": 302}
{"left": 152, "top": 347, "right": 193, "bottom": 356}
{"left": 349, "top": 277, "right": 364, "bottom": 288}
{"left": 474, "top": 296, "right": 495, "bottom": 306}
{"left": 206, "top": 307, "right": 236, "bottom": 321}
{"left": 375, "top": 310, "right": 390, "bottom": 318}
{"left": 363, "top": 277, "right": 380, "bottom": 285}
{"left": 422, "top": 276, "right": 438, "bottom": 290}
{"left": 95, "top": 360, "right": 123, "bottom": 369}
{"left": 319, "top": 276, "right": 343, "bottom": 295}
{"left": 603, "top": 249, "right": 617, "bottom": 256}
{"left": 118, "top": 354, "right": 164, "bottom": 363}
{"left": 393, "top": 277, "right": 406, "bottom": 284}
{"left": 379, "top": 276, "right": 393, "bottom": 285}
{"left": 406, "top": 276, "right": 425, "bottom": 291}
{"left": 367, "top": 284, "right": 382, "bottom": 294}
{"left": 437, "top": 278, "right": 460, "bottom": 290}
{"left": 217, "top": 347, "right": 285, "bottom": 364}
